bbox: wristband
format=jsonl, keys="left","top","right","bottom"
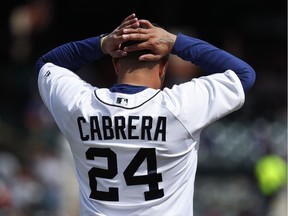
{"left": 100, "top": 33, "right": 109, "bottom": 53}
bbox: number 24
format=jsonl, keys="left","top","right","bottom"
{"left": 86, "top": 147, "right": 164, "bottom": 201}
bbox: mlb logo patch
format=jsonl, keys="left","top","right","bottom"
{"left": 116, "top": 97, "right": 128, "bottom": 106}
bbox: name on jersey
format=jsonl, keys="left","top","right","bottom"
{"left": 77, "top": 115, "right": 166, "bottom": 141}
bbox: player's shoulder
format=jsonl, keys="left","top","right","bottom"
{"left": 38, "top": 62, "right": 76, "bottom": 78}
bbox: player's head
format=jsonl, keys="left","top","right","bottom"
{"left": 119, "top": 23, "right": 166, "bottom": 59}
{"left": 112, "top": 23, "right": 169, "bottom": 89}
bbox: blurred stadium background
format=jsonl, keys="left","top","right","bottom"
{"left": 0, "top": 0, "right": 287, "bottom": 216}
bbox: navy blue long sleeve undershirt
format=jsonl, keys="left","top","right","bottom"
{"left": 172, "top": 33, "right": 256, "bottom": 92}
{"left": 36, "top": 33, "right": 255, "bottom": 92}
{"left": 35, "top": 36, "right": 104, "bottom": 73}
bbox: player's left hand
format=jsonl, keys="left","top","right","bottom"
{"left": 101, "top": 13, "right": 140, "bottom": 58}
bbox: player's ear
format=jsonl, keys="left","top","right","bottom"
{"left": 159, "top": 58, "right": 169, "bottom": 79}
{"left": 112, "top": 58, "right": 120, "bottom": 75}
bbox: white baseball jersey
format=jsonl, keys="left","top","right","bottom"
{"left": 38, "top": 62, "right": 245, "bottom": 216}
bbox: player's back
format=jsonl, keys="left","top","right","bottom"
{"left": 38, "top": 61, "right": 244, "bottom": 215}
{"left": 63, "top": 87, "right": 199, "bottom": 216}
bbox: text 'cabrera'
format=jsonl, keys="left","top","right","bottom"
{"left": 77, "top": 115, "right": 167, "bottom": 141}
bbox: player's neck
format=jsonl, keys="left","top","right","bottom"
{"left": 117, "top": 69, "right": 161, "bottom": 89}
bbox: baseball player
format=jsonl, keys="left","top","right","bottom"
{"left": 36, "top": 13, "right": 256, "bottom": 216}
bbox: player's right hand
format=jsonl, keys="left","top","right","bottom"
{"left": 121, "top": 20, "right": 177, "bottom": 61}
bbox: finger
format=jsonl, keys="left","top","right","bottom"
{"left": 139, "top": 54, "right": 161, "bottom": 61}
{"left": 123, "top": 13, "right": 136, "bottom": 22}
{"left": 110, "top": 50, "right": 128, "bottom": 58}
{"left": 138, "top": 20, "right": 154, "bottom": 28}
{"left": 130, "top": 21, "right": 141, "bottom": 29}
{"left": 122, "top": 30, "right": 149, "bottom": 43}
{"left": 121, "top": 17, "right": 139, "bottom": 28}
{"left": 115, "top": 19, "right": 139, "bottom": 38}
{"left": 123, "top": 41, "right": 149, "bottom": 52}
{"left": 118, "top": 14, "right": 139, "bottom": 30}
{"left": 123, "top": 27, "right": 148, "bottom": 35}
{"left": 121, "top": 20, "right": 140, "bottom": 31}
{"left": 111, "top": 31, "right": 134, "bottom": 47}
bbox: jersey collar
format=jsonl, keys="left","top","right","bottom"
{"left": 109, "top": 84, "right": 148, "bottom": 94}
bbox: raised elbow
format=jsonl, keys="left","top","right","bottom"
{"left": 240, "top": 66, "right": 256, "bottom": 92}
